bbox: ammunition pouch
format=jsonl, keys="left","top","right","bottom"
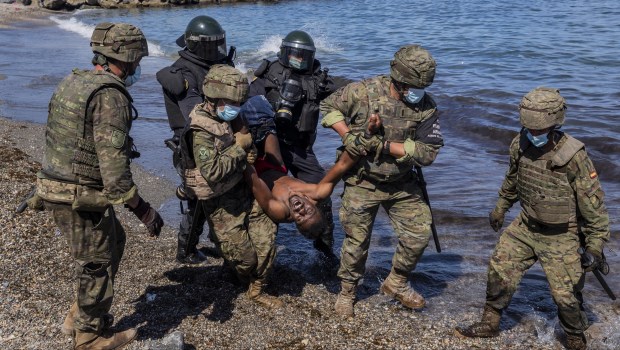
{"left": 37, "top": 177, "right": 109, "bottom": 212}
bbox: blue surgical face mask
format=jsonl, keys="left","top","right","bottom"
{"left": 526, "top": 130, "right": 549, "bottom": 147}
{"left": 404, "top": 87, "right": 425, "bottom": 104}
{"left": 217, "top": 104, "right": 241, "bottom": 121}
{"left": 288, "top": 56, "right": 307, "bottom": 70}
{"left": 124, "top": 65, "right": 141, "bottom": 87}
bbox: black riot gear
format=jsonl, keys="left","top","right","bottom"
{"left": 275, "top": 75, "right": 304, "bottom": 124}
{"left": 176, "top": 15, "right": 227, "bottom": 62}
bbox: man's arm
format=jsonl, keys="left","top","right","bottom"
{"left": 570, "top": 150, "right": 610, "bottom": 253}
{"left": 383, "top": 110, "right": 443, "bottom": 166}
{"left": 194, "top": 131, "right": 246, "bottom": 185}
{"left": 243, "top": 166, "right": 289, "bottom": 222}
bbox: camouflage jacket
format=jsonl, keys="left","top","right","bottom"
{"left": 189, "top": 103, "right": 247, "bottom": 190}
{"left": 40, "top": 69, "right": 137, "bottom": 205}
{"left": 495, "top": 131, "right": 610, "bottom": 252}
{"left": 320, "top": 75, "right": 443, "bottom": 185}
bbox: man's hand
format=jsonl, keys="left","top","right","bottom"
{"left": 363, "top": 135, "right": 384, "bottom": 162}
{"left": 234, "top": 132, "right": 253, "bottom": 151}
{"left": 129, "top": 197, "right": 164, "bottom": 237}
{"left": 246, "top": 145, "right": 258, "bottom": 165}
{"left": 582, "top": 248, "right": 603, "bottom": 272}
{"left": 489, "top": 208, "right": 505, "bottom": 232}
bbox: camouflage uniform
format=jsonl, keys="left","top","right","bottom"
{"left": 184, "top": 65, "right": 278, "bottom": 284}
{"left": 456, "top": 88, "right": 610, "bottom": 349}
{"left": 486, "top": 130, "right": 609, "bottom": 336}
{"left": 321, "top": 73, "right": 443, "bottom": 286}
{"left": 35, "top": 25, "right": 160, "bottom": 348}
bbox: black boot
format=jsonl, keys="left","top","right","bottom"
{"left": 176, "top": 199, "right": 206, "bottom": 264}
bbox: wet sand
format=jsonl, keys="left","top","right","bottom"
{"left": 0, "top": 3, "right": 54, "bottom": 29}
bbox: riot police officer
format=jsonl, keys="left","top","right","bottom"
{"left": 249, "top": 30, "right": 337, "bottom": 259}
{"left": 156, "top": 15, "right": 234, "bottom": 264}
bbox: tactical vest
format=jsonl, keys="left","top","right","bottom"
{"left": 156, "top": 51, "right": 213, "bottom": 131}
{"left": 349, "top": 75, "right": 437, "bottom": 182}
{"left": 179, "top": 106, "right": 243, "bottom": 200}
{"left": 517, "top": 133, "right": 583, "bottom": 225}
{"left": 255, "top": 59, "right": 323, "bottom": 148}
{"left": 42, "top": 69, "right": 131, "bottom": 187}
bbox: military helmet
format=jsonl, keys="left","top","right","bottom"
{"left": 390, "top": 45, "right": 436, "bottom": 88}
{"left": 519, "top": 87, "right": 566, "bottom": 129}
{"left": 279, "top": 30, "right": 316, "bottom": 72}
{"left": 176, "top": 16, "right": 227, "bottom": 62}
{"left": 90, "top": 22, "right": 148, "bottom": 63}
{"left": 202, "top": 64, "right": 248, "bottom": 103}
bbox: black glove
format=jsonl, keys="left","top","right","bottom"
{"left": 129, "top": 197, "right": 164, "bottom": 237}
{"left": 489, "top": 208, "right": 505, "bottom": 232}
{"left": 581, "top": 247, "right": 603, "bottom": 272}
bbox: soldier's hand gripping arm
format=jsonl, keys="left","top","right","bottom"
{"left": 382, "top": 112, "right": 443, "bottom": 166}
{"left": 194, "top": 131, "right": 248, "bottom": 185}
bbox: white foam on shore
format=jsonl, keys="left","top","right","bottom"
{"left": 49, "top": 16, "right": 165, "bottom": 57}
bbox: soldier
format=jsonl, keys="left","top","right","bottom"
{"left": 455, "top": 87, "right": 610, "bottom": 350}
{"left": 156, "top": 15, "right": 233, "bottom": 264}
{"left": 249, "top": 30, "right": 338, "bottom": 260}
{"left": 320, "top": 44, "right": 443, "bottom": 317}
{"left": 179, "top": 65, "right": 281, "bottom": 308}
{"left": 36, "top": 22, "right": 164, "bottom": 349}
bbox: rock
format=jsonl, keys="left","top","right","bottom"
{"left": 142, "top": 331, "right": 184, "bottom": 350}
{"left": 40, "top": 0, "right": 66, "bottom": 9}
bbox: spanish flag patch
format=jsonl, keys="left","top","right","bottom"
{"left": 590, "top": 171, "right": 598, "bottom": 179}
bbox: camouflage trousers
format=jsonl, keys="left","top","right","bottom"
{"left": 486, "top": 212, "right": 587, "bottom": 335}
{"left": 201, "top": 183, "right": 277, "bottom": 282}
{"left": 46, "top": 202, "right": 125, "bottom": 333}
{"left": 338, "top": 176, "right": 432, "bottom": 283}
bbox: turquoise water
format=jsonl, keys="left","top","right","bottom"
{"left": 1, "top": 1, "right": 619, "bottom": 346}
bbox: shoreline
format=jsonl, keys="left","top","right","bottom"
{"left": 0, "top": 118, "right": 568, "bottom": 349}
{"left": 0, "top": 3, "right": 54, "bottom": 29}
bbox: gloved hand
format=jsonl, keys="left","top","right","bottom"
{"left": 582, "top": 248, "right": 603, "bottom": 272}
{"left": 234, "top": 132, "right": 253, "bottom": 151}
{"left": 129, "top": 197, "right": 164, "bottom": 237}
{"left": 489, "top": 208, "right": 505, "bottom": 232}
{"left": 342, "top": 131, "right": 366, "bottom": 157}
{"left": 246, "top": 145, "right": 258, "bottom": 165}
{"left": 363, "top": 135, "right": 384, "bottom": 162}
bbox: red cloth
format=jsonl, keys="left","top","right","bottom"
{"left": 254, "top": 157, "right": 287, "bottom": 176}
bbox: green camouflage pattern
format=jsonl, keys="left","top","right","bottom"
{"left": 202, "top": 65, "right": 248, "bottom": 103}
{"left": 519, "top": 87, "right": 566, "bottom": 129}
{"left": 494, "top": 132, "right": 610, "bottom": 253}
{"left": 46, "top": 202, "right": 126, "bottom": 333}
{"left": 41, "top": 69, "right": 137, "bottom": 205}
{"left": 320, "top": 75, "right": 441, "bottom": 186}
{"left": 201, "top": 183, "right": 277, "bottom": 282}
{"left": 184, "top": 105, "right": 244, "bottom": 199}
{"left": 90, "top": 22, "right": 148, "bottom": 63}
{"left": 389, "top": 45, "right": 436, "bottom": 88}
{"left": 337, "top": 175, "right": 432, "bottom": 284}
{"left": 485, "top": 211, "right": 588, "bottom": 335}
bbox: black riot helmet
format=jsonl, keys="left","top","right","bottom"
{"left": 278, "top": 30, "right": 316, "bottom": 72}
{"left": 176, "top": 16, "right": 227, "bottom": 62}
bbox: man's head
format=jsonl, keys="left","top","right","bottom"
{"left": 177, "top": 15, "right": 227, "bottom": 62}
{"left": 90, "top": 22, "right": 148, "bottom": 83}
{"left": 203, "top": 64, "right": 248, "bottom": 121}
{"left": 288, "top": 194, "right": 325, "bottom": 240}
{"left": 390, "top": 45, "right": 435, "bottom": 104}
{"left": 278, "top": 30, "right": 316, "bottom": 72}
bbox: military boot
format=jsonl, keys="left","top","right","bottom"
{"left": 379, "top": 269, "right": 425, "bottom": 309}
{"left": 74, "top": 328, "right": 136, "bottom": 350}
{"left": 247, "top": 279, "right": 284, "bottom": 309}
{"left": 61, "top": 302, "right": 113, "bottom": 336}
{"left": 454, "top": 305, "right": 502, "bottom": 338}
{"left": 565, "top": 333, "right": 587, "bottom": 350}
{"left": 334, "top": 281, "right": 356, "bottom": 318}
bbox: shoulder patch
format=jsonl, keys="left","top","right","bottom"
{"left": 198, "top": 146, "right": 211, "bottom": 161}
{"left": 111, "top": 129, "right": 126, "bottom": 149}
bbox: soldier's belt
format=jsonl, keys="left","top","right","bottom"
{"left": 37, "top": 178, "right": 109, "bottom": 211}
{"left": 522, "top": 215, "right": 569, "bottom": 234}
{"left": 362, "top": 171, "right": 411, "bottom": 183}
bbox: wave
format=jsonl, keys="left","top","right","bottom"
{"left": 49, "top": 16, "right": 166, "bottom": 58}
